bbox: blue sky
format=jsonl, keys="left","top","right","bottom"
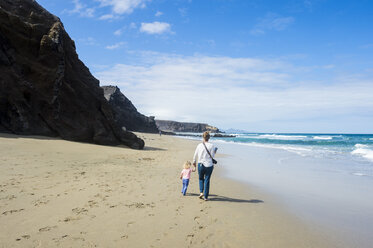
{"left": 37, "top": 0, "right": 373, "bottom": 133}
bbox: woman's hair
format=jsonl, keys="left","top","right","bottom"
{"left": 203, "top": 131, "right": 210, "bottom": 141}
{"left": 184, "top": 161, "right": 191, "bottom": 169}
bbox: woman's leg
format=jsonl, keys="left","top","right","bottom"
{"left": 203, "top": 166, "right": 214, "bottom": 199}
{"left": 198, "top": 163, "right": 205, "bottom": 194}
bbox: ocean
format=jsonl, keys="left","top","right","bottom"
{"left": 181, "top": 133, "right": 373, "bottom": 248}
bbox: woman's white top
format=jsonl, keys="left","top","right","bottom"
{"left": 193, "top": 142, "right": 217, "bottom": 168}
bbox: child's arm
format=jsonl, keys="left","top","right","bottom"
{"left": 180, "top": 171, "right": 183, "bottom": 179}
{"left": 192, "top": 167, "right": 196, "bottom": 172}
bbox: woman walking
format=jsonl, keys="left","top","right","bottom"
{"left": 193, "top": 131, "right": 217, "bottom": 201}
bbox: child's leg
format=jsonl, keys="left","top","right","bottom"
{"left": 183, "top": 179, "right": 189, "bottom": 195}
{"left": 182, "top": 179, "right": 188, "bottom": 195}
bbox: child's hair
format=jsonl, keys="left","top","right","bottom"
{"left": 183, "top": 161, "right": 192, "bottom": 169}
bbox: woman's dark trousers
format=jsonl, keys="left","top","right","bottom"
{"left": 198, "top": 163, "right": 214, "bottom": 199}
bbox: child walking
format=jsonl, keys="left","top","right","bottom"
{"left": 180, "top": 161, "right": 195, "bottom": 196}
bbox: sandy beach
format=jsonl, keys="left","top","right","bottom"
{"left": 0, "top": 133, "right": 340, "bottom": 248}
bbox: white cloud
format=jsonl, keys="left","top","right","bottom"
{"left": 105, "top": 42, "right": 126, "bottom": 50}
{"left": 251, "top": 13, "right": 294, "bottom": 35}
{"left": 96, "top": 0, "right": 148, "bottom": 14}
{"left": 178, "top": 7, "right": 188, "bottom": 17}
{"left": 129, "top": 22, "right": 137, "bottom": 29}
{"left": 94, "top": 52, "right": 373, "bottom": 132}
{"left": 323, "top": 64, "right": 335, "bottom": 69}
{"left": 114, "top": 29, "right": 122, "bottom": 36}
{"left": 140, "top": 22, "right": 171, "bottom": 34}
{"left": 67, "top": 0, "right": 148, "bottom": 20}
{"left": 66, "top": 0, "right": 95, "bottom": 17}
{"left": 114, "top": 24, "right": 137, "bottom": 36}
{"left": 155, "top": 11, "right": 163, "bottom": 17}
{"left": 77, "top": 37, "right": 99, "bottom": 46}
{"left": 99, "top": 14, "right": 120, "bottom": 20}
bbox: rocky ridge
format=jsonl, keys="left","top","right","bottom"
{"left": 0, "top": 0, "right": 144, "bottom": 149}
{"left": 155, "top": 120, "right": 220, "bottom": 133}
{"left": 102, "top": 86, "right": 158, "bottom": 133}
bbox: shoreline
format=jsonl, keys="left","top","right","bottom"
{"left": 214, "top": 139, "right": 373, "bottom": 248}
{"left": 0, "top": 133, "right": 340, "bottom": 247}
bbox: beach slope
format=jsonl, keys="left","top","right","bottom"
{"left": 0, "top": 133, "right": 336, "bottom": 247}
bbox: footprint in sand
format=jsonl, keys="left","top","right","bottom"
{"left": 194, "top": 216, "right": 200, "bottom": 224}
{"left": 15, "top": 235, "right": 30, "bottom": 241}
{"left": 0, "top": 195, "right": 16, "bottom": 201}
{"left": 87, "top": 200, "right": 99, "bottom": 208}
{"left": 186, "top": 234, "right": 194, "bottom": 244}
{"left": 72, "top": 237, "right": 85, "bottom": 241}
{"left": 2, "top": 208, "right": 24, "bottom": 215}
{"left": 61, "top": 216, "right": 81, "bottom": 222}
{"left": 39, "top": 226, "right": 57, "bottom": 232}
{"left": 72, "top": 207, "right": 88, "bottom": 215}
{"left": 33, "top": 197, "right": 49, "bottom": 206}
{"left": 142, "top": 157, "right": 154, "bottom": 161}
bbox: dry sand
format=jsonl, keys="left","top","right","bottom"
{"left": 0, "top": 133, "right": 341, "bottom": 247}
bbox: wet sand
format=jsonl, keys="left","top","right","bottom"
{"left": 0, "top": 133, "right": 339, "bottom": 247}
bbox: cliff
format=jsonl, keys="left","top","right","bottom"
{"left": 0, "top": 0, "right": 144, "bottom": 149}
{"left": 155, "top": 120, "right": 220, "bottom": 133}
{"left": 102, "top": 86, "right": 158, "bottom": 133}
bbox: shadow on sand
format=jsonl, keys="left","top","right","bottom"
{"left": 0, "top": 132, "right": 60, "bottom": 140}
{"left": 143, "top": 146, "right": 167, "bottom": 151}
{"left": 187, "top": 193, "right": 263, "bottom": 203}
{"left": 0, "top": 132, "right": 166, "bottom": 151}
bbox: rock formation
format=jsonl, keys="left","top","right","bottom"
{"left": 155, "top": 120, "right": 220, "bottom": 133}
{"left": 0, "top": 0, "right": 144, "bottom": 149}
{"left": 102, "top": 86, "right": 158, "bottom": 133}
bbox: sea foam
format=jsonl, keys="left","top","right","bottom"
{"left": 258, "top": 134, "right": 307, "bottom": 140}
{"left": 351, "top": 144, "right": 373, "bottom": 162}
{"left": 313, "top": 136, "right": 333, "bottom": 140}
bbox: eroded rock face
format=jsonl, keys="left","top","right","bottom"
{"left": 0, "top": 0, "right": 144, "bottom": 149}
{"left": 102, "top": 86, "right": 158, "bottom": 133}
{"left": 155, "top": 120, "right": 220, "bottom": 133}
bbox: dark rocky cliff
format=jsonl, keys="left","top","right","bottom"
{"left": 102, "top": 86, "right": 158, "bottom": 133}
{"left": 0, "top": 0, "right": 144, "bottom": 149}
{"left": 156, "top": 120, "right": 220, "bottom": 133}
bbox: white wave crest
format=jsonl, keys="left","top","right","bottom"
{"left": 313, "top": 136, "right": 332, "bottom": 140}
{"left": 258, "top": 134, "right": 307, "bottom": 140}
{"left": 226, "top": 141, "right": 313, "bottom": 156}
{"left": 352, "top": 172, "right": 367, "bottom": 177}
{"left": 351, "top": 144, "right": 373, "bottom": 162}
